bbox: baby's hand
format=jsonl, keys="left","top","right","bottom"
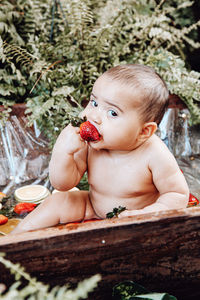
{"left": 66, "top": 124, "right": 87, "bottom": 154}
{"left": 55, "top": 124, "right": 87, "bottom": 155}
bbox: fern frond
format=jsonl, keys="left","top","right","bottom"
{"left": 1, "top": 0, "right": 200, "bottom": 131}
{"left": 0, "top": 252, "right": 101, "bottom": 300}
{"left": 3, "top": 41, "right": 35, "bottom": 68}
{"left": 144, "top": 48, "right": 200, "bottom": 124}
{"left": 176, "top": 0, "right": 194, "bottom": 10}
{"left": 70, "top": 0, "right": 94, "bottom": 26}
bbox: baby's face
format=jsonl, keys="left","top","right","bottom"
{"left": 82, "top": 74, "right": 144, "bottom": 151}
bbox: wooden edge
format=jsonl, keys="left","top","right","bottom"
{"left": 0, "top": 103, "right": 27, "bottom": 117}
{"left": 0, "top": 206, "right": 200, "bottom": 246}
{"left": 168, "top": 94, "right": 187, "bottom": 109}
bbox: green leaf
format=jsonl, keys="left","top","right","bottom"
{"left": 112, "top": 281, "right": 177, "bottom": 300}
{"left": 106, "top": 212, "right": 115, "bottom": 218}
{"left": 0, "top": 252, "right": 101, "bottom": 299}
{"left": 52, "top": 86, "right": 75, "bottom": 96}
{"left": 106, "top": 206, "right": 126, "bottom": 218}
{"left": 112, "top": 281, "right": 149, "bottom": 299}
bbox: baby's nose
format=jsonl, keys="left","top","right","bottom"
{"left": 80, "top": 105, "right": 102, "bottom": 124}
{"left": 90, "top": 110, "right": 102, "bottom": 124}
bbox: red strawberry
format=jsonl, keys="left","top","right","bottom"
{"left": 0, "top": 214, "right": 8, "bottom": 225}
{"left": 14, "top": 203, "right": 37, "bottom": 215}
{"left": 80, "top": 121, "right": 100, "bottom": 142}
{"left": 188, "top": 193, "right": 199, "bottom": 207}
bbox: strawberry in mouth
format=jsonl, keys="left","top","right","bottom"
{"left": 80, "top": 121, "right": 101, "bottom": 142}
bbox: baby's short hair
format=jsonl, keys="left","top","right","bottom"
{"left": 104, "top": 64, "right": 169, "bottom": 124}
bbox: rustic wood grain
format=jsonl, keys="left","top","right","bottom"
{"left": 0, "top": 207, "right": 200, "bottom": 300}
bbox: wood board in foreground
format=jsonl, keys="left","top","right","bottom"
{"left": 0, "top": 207, "right": 200, "bottom": 300}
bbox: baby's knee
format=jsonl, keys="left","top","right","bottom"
{"left": 42, "top": 190, "right": 87, "bottom": 224}
{"left": 60, "top": 191, "right": 87, "bottom": 223}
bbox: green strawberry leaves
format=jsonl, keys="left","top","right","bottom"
{"left": 106, "top": 206, "right": 127, "bottom": 218}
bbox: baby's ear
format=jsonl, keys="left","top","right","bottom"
{"left": 138, "top": 122, "right": 157, "bottom": 142}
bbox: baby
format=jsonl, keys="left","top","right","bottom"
{"left": 12, "top": 64, "right": 189, "bottom": 233}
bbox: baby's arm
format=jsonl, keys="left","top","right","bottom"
{"left": 49, "top": 124, "right": 88, "bottom": 191}
{"left": 148, "top": 144, "right": 189, "bottom": 211}
{"left": 120, "top": 142, "right": 189, "bottom": 217}
{"left": 145, "top": 158, "right": 188, "bottom": 213}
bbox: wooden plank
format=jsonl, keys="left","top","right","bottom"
{"left": 0, "top": 207, "right": 200, "bottom": 300}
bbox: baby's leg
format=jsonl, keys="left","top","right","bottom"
{"left": 11, "top": 190, "right": 93, "bottom": 234}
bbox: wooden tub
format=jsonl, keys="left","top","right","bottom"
{"left": 0, "top": 207, "right": 200, "bottom": 300}
{"left": 0, "top": 98, "right": 199, "bottom": 299}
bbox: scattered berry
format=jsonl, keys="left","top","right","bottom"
{"left": 14, "top": 203, "right": 37, "bottom": 215}
{"left": 0, "top": 214, "right": 8, "bottom": 225}
{"left": 188, "top": 193, "right": 199, "bottom": 207}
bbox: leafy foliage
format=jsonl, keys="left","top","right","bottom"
{"left": 0, "top": 253, "right": 178, "bottom": 300}
{"left": 112, "top": 281, "right": 177, "bottom": 300}
{"left": 0, "top": 0, "right": 200, "bottom": 145}
{"left": 106, "top": 206, "right": 127, "bottom": 218}
{"left": 0, "top": 252, "right": 101, "bottom": 299}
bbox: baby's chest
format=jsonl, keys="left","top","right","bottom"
{"left": 88, "top": 153, "right": 152, "bottom": 194}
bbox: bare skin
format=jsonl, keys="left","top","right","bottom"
{"left": 12, "top": 74, "right": 189, "bottom": 234}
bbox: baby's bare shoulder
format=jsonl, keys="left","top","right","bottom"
{"left": 148, "top": 134, "right": 178, "bottom": 168}
{"left": 145, "top": 134, "right": 176, "bottom": 166}
{"left": 147, "top": 134, "right": 170, "bottom": 153}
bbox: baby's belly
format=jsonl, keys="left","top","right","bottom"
{"left": 89, "top": 189, "right": 159, "bottom": 219}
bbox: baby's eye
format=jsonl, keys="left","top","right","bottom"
{"left": 108, "top": 110, "right": 118, "bottom": 117}
{"left": 90, "top": 99, "right": 98, "bottom": 107}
